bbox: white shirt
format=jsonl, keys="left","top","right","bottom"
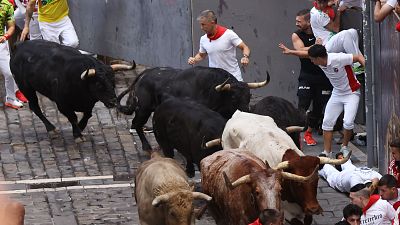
{"left": 310, "top": 7, "right": 336, "bottom": 45}
{"left": 361, "top": 198, "right": 395, "bottom": 225}
{"left": 199, "top": 29, "right": 243, "bottom": 81}
{"left": 386, "top": 0, "right": 397, "bottom": 7}
{"left": 319, "top": 53, "right": 360, "bottom": 96}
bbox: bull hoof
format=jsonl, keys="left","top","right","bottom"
{"left": 48, "top": 129, "right": 60, "bottom": 139}
{"left": 74, "top": 136, "right": 86, "bottom": 144}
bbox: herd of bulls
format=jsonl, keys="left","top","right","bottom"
{"left": 10, "top": 40, "right": 351, "bottom": 225}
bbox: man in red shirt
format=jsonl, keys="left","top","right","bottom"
{"left": 388, "top": 138, "right": 400, "bottom": 188}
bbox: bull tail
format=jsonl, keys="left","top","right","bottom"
{"left": 116, "top": 69, "right": 146, "bottom": 115}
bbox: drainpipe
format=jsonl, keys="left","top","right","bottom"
{"left": 364, "top": 0, "right": 378, "bottom": 169}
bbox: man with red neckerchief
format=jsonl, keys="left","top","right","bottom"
{"left": 310, "top": 0, "right": 364, "bottom": 66}
{"left": 350, "top": 183, "right": 395, "bottom": 225}
{"left": 188, "top": 9, "right": 251, "bottom": 81}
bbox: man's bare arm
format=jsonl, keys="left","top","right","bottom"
{"left": 20, "top": 0, "right": 36, "bottom": 41}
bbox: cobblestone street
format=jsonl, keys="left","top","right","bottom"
{"left": 0, "top": 67, "right": 368, "bottom": 225}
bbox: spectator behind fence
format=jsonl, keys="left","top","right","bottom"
{"left": 20, "top": 0, "right": 78, "bottom": 47}
{"left": 372, "top": 0, "right": 400, "bottom": 22}
{"left": 350, "top": 183, "right": 395, "bottom": 225}
{"left": 389, "top": 138, "right": 400, "bottom": 188}
{"left": 248, "top": 209, "right": 282, "bottom": 225}
{"left": 188, "top": 9, "right": 250, "bottom": 81}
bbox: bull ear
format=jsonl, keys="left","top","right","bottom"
{"left": 80, "top": 69, "right": 96, "bottom": 80}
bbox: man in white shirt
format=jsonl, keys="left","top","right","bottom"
{"left": 310, "top": 0, "right": 363, "bottom": 61}
{"left": 308, "top": 44, "right": 364, "bottom": 158}
{"left": 373, "top": 0, "right": 399, "bottom": 22}
{"left": 188, "top": 10, "right": 250, "bottom": 81}
{"left": 319, "top": 152, "right": 382, "bottom": 193}
{"left": 350, "top": 183, "right": 395, "bottom": 225}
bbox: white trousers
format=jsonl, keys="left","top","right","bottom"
{"left": 0, "top": 42, "right": 18, "bottom": 101}
{"left": 326, "top": 28, "right": 361, "bottom": 55}
{"left": 14, "top": 9, "right": 42, "bottom": 40}
{"left": 319, "top": 160, "right": 382, "bottom": 193}
{"left": 322, "top": 92, "right": 360, "bottom": 130}
{"left": 39, "top": 16, "right": 79, "bottom": 48}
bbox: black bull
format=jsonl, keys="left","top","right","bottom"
{"left": 152, "top": 95, "right": 227, "bottom": 177}
{"left": 117, "top": 66, "right": 269, "bottom": 151}
{"left": 10, "top": 40, "right": 134, "bottom": 142}
{"left": 251, "top": 96, "right": 306, "bottom": 149}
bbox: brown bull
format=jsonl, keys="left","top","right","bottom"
{"left": 135, "top": 152, "right": 211, "bottom": 225}
{"left": 200, "top": 150, "right": 315, "bottom": 225}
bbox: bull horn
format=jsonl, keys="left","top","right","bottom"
{"left": 247, "top": 72, "right": 270, "bottom": 89}
{"left": 286, "top": 126, "right": 304, "bottom": 133}
{"left": 272, "top": 161, "right": 290, "bottom": 170}
{"left": 223, "top": 171, "right": 251, "bottom": 190}
{"left": 192, "top": 192, "right": 212, "bottom": 201}
{"left": 152, "top": 192, "right": 174, "bottom": 207}
{"left": 215, "top": 78, "right": 231, "bottom": 92}
{"left": 111, "top": 64, "right": 134, "bottom": 71}
{"left": 205, "top": 138, "right": 221, "bottom": 148}
{"left": 80, "top": 69, "right": 96, "bottom": 80}
{"left": 281, "top": 166, "right": 318, "bottom": 183}
{"left": 319, "top": 150, "right": 352, "bottom": 165}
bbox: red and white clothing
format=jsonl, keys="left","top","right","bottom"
{"left": 310, "top": 6, "right": 361, "bottom": 55}
{"left": 361, "top": 194, "right": 395, "bottom": 225}
{"left": 319, "top": 160, "right": 382, "bottom": 193}
{"left": 388, "top": 159, "right": 400, "bottom": 188}
{"left": 320, "top": 53, "right": 361, "bottom": 131}
{"left": 199, "top": 26, "right": 244, "bottom": 81}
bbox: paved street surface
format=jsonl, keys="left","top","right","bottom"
{"left": 0, "top": 67, "right": 369, "bottom": 225}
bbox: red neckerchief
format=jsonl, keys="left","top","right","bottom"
{"left": 396, "top": 21, "right": 400, "bottom": 32}
{"left": 313, "top": 1, "right": 335, "bottom": 20}
{"left": 248, "top": 218, "right": 262, "bottom": 225}
{"left": 363, "top": 194, "right": 380, "bottom": 215}
{"left": 207, "top": 25, "right": 227, "bottom": 42}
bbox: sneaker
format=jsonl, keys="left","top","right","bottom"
{"left": 303, "top": 131, "right": 317, "bottom": 146}
{"left": 15, "top": 90, "right": 28, "bottom": 103}
{"left": 5, "top": 98, "right": 23, "bottom": 110}
{"left": 340, "top": 145, "right": 350, "bottom": 158}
